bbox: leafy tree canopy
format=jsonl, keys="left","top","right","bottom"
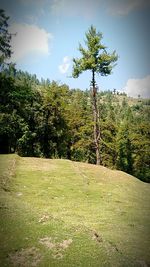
{"left": 72, "top": 25, "right": 118, "bottom": 78}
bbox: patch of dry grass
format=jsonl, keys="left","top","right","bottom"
{"left": 9, "top": 247, "right": 42, "bottom": 267}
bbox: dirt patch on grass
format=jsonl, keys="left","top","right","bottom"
{"left": 38, "top": 214, "right": 50, "bottom": 223}
{"left": 39, "top": 237, "right": 55, "bottom": 249}
{"left": 39, "top": 237, "right": 72, "bottom": 259}
{"left": 92, "top": 231, "right": 103, "bottom": 243}
{"left": 135, "top": 260, "right": 149, "bottom": 267}
{"left": 59, "top": 239, "right": 73, "bottom": 249}
{"left": 9, "top": 247, "right": 42, "bottom": 267}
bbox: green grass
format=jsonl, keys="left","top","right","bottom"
{"left": 0, "top": 154, "right": 150, "bottom": 267}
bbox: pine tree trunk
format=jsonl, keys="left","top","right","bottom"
{"left": 92, "top": 69, "right": 101, "bottom": 165}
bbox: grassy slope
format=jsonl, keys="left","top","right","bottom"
{"left": 0, "top": 154, "right": 150, "bottom": 267}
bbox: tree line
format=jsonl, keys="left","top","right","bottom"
{"left": 0, "top": 66, "right": 150, "bottom": 182}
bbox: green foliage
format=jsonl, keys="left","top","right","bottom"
{"left": 116, "top": 122, "right": 133, "bottom": 174}
{"left": 100, "top": 94, "right": 117, "bottom": 167}
{"left": 0, "top": 9, "right": 12, "bottom": 67}
{"left": 64, "top": 89, "right": 94, "bottom": 163}
{"left": 131, "top": 116, "right": 150, "bottom": 182}
{"left": 72, "top": 25, "right": 118, "bottom": 78}
{"left": 116, "top": 103, "right": 134, "bottom": 174}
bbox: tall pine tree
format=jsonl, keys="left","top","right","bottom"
{"left": 72, "top": 25, "right": 118, "bottom": 164}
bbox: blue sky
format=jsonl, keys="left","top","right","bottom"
{"left": 1, "top": 0, "right": 150, "bottom": 97}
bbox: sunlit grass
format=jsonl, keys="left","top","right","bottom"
{"left": 0, "top": 154, "right": 150, "bottom": 266}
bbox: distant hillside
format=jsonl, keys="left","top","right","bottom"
{"left": 101, "top": 91, "right": 150, "bottom": 107}
{"left": 0, "top": 154, "right": 150, "bottom": 267}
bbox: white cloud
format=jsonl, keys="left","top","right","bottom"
{"left": 106, "top": 0, "right": 150, "bottom": 16}
{"left": 58, "top": 56, "right": 70, "bottom": 74}
{"left": 9, "top": 23, "right": 53, "bottom": 62}
{"left": 123, "top": 75, "right": 150, "bottom": 98}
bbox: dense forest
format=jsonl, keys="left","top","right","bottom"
{"left": 0, "top": 9, "right": 150, "bottom": 183}
{"left": 0, "top": 66, "right": 150, "bottom": 182}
